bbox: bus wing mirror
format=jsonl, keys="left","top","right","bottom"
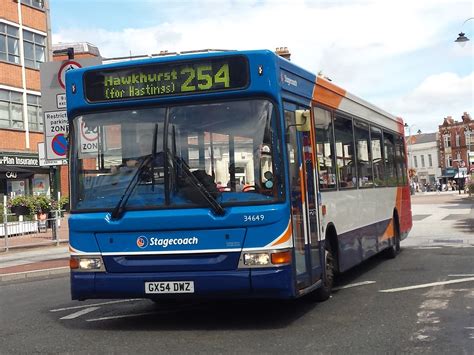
{"left": 295, "top": 110, "right": 311, "bottom": 131}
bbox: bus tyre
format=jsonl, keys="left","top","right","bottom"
{"left": 384, "top": 224, "right": 401, "bottom": 259}
{"left": 311, "top": 245, "right": 335, "bottom": 302}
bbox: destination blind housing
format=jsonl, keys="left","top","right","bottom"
{"left": 84, "top": 56, "right": 249, "bottom": 102}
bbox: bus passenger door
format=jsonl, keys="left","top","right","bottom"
{"left": 284, "top": 103, "right": 322, "bottom": 290}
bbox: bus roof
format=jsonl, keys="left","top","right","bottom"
{"left": 66, "top": 49, "right": 403, "bottom": 128}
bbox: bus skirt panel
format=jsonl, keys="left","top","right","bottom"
{"left": 71, "top": 266, "right": 294, "bottom": 300}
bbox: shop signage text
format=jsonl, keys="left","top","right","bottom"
{"left": 0, "top": 155, "right": 39, "bottom": 167}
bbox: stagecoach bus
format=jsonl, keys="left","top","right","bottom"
{"left": 66, "top": 50, "right": 412, "bottom": 301}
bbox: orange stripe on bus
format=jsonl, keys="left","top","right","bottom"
{"left": 380, "top": 188, "right": 403, "bottom": 241}
{"left": 272, "top": 220, "right": 293, "bottom": 246}
{"left": 313, "top": 77, "right": 346, "bottom": 109}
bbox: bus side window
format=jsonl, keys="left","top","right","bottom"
{"left": 313, "top": 107, "right": 336, "bottom": 189}
{"left": 353, "top": 120, "right": 373, "bottom": 188}
{"left": 371, "top": 126, "right": 385, "bottom": 186}
{"left": 383, "top": 131, "right": 397, "bottom": 186}
{"left": 334, "top": 114, "right": 356, "bottom": 189}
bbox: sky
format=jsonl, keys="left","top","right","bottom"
{"left": 50, "top": 0, "right": 473, "bottom": 134}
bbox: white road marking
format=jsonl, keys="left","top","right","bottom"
{"left": 50, "top": 299, "right": 143, "bottom": 312}
{"left": 87, "top": 311, "right": 159, "bottom": 322}
{"left": 420, "top": 299, "right": 449, "bottom": 310}
{"left": 333, "top": 281, "right": 376, "bottom": 291}
{"left": 416, "top": 311, "right": 440, "bottom": 324}
{"left": 60, "top": 307, "right": 100, "bottom": 320}
{"left": 379, "top": 277, "right": 474, "bottom": 293}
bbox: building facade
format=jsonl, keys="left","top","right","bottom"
{"left": 438, "top": 112, "right": 474, "bottom": 182}
{"left": 406, "top": 132, "right": 442, "bottom": 186}
{"left": 0, "top": 0, "right": 52, "bottom": 200}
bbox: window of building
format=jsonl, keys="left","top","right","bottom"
{"left": 21, "top": 0, "right": 45, "bottom": 9}
{"left": 428, "top": 154, "right": 433, "bottom": 167}
{"left": 313, "top": 107, "right": 336, "bottom": 189}
{"left": 445, "top": 156, "right": 452, "bottom": 167}
{"left": 23, "top": 30, "right": 45, "bottom": 69}
{"left": 27, "top": 94, "right": 42, "bottom": 131}
{"left": 0, "top": 23, "right": 20, "bottom": 64}
{"left": 0, "top": 89, "right": 24, "bottom": 129}
{"left": 414, "top": 155, "right": 418, "bottom": 168}
{"left": 443, "top": 134, "right": 451, "bottom": 148}
{"left": 421, "top": 155, "right": 425, "bottom": 168}
{"left": 455, "top": 133, "right": 460, "bottom": 147}
{"left": 334, "top": 114, "right": 356, "bottom": 188}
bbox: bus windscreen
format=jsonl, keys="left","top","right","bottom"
{"left": 84, "top": 56, "right": 249, "bottom": 102}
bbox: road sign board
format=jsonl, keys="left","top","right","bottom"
{"left": 79, "top": 118, "right": 99, "bottom": 157}
{"left": 58, "top": 60, "right": 82, "bottom": 89}
{"left": 40, "top": 57, "right": 102, "bottom": 160}
{"left": 51, "top": 134, "right": 68, "bottom": 157}
{"left": 38, "top": 143, "right": 67, "bottom": 166}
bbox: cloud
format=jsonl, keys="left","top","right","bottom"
{"left": 381, "top": 72, "right": 474, "bottom": 132}
{"left": 51, "top": 0, "right": 473, "bottom": 133}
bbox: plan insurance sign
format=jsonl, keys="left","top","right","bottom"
{"left": 40, "top": 57, "right": 101, "bottom": 160}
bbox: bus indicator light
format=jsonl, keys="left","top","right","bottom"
{"left": 271, "top": 250, "right": 292, "bottom": 265}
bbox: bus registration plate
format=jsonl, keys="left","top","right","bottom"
{"left": 145, "top": 281, "right": 194, "bottom": 294}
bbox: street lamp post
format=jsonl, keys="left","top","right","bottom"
{"left": 404, "top": 123, "right": 422, "bottom": 194}
{"left": 455, "top": 17, "right": 473, "bottom": 46}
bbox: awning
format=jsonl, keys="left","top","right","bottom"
{"left": 0, "top": 165, "right": 34, "bottom": 178}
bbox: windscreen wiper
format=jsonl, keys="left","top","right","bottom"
{"left": 111, "top": 125, "right": 159, "bottom": 220}
{"left": 110, "top": 155, "right": 153, "bottom": 220}
{"left": 170, "top": 152, "right": 225, "bottom": 216}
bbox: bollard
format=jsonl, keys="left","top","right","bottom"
{"left": 3, "top": 195, "right": 8, "bottom": 252}
{"left": 55, "top": 210, "right": 60, "bottom": 246}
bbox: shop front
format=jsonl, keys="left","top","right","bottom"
{"left": 0, "top": 153, "right": 51, "bottom": 201}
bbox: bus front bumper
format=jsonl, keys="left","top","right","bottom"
{"left": 71, "top": 266, "right": 294, "bottom": 300}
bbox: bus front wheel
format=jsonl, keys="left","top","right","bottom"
{"left": 310, "top": 244, "right": 335, "bottom": 302}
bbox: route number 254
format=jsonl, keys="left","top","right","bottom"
{"left": 180, "top": 64, "right": 230, "bottom": 92}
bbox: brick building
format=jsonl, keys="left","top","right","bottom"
{"left": 438, "top": 112, "right": 474, "bottom": 182}
{"left": 0, "top": 0, "right": 52, "bottom": 200}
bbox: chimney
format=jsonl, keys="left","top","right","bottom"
{"left": 275, "top": 47, "right": 291, "bottom": 60}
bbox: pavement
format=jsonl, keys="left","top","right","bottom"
{"left": 0, "top": 190, "right": 472, "bottom": 282}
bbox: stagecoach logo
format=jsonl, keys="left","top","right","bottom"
{"left": 280, "top": 73, "right": 298, "bottom": 87}
{"left": 136, "top": 236, "right": 149, "bottom": 249}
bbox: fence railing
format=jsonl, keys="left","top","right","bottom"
{"left": 1, "top": 211, "right": 69, "bottom": 252}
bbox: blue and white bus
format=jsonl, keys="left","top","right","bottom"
{"left": 66, "top": 50, "right": 412, "bottom": 301}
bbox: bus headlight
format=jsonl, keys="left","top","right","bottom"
{"left": 241, "top": 250, "right": 292, "bottom": 267}
{"left": 70, "top": 256, "right": 105, "bottom": 271}
{"left": 244, "top": 252, "right": 271, "bottom": 266}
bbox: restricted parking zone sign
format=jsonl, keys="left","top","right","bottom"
{"left": 40, "top": 57, "right": 102, "bottom": 160}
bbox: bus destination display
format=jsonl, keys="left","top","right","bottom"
{"left": 84, "top": 57, "right": 249, "bottom": 102}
